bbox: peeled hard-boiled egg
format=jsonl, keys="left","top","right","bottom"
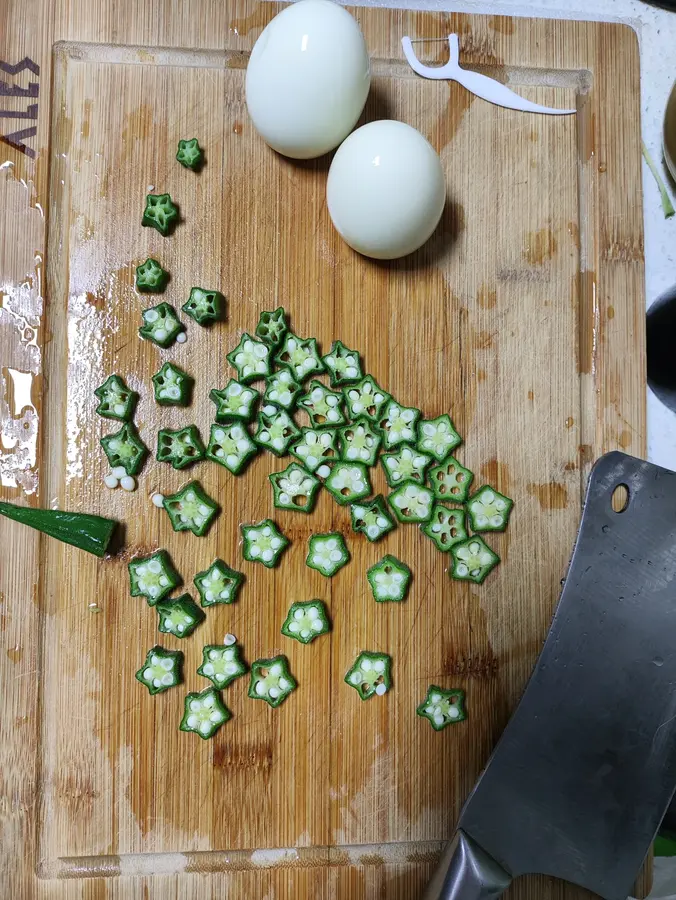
{"left": 327, "top": 120, "right": 446, "bottom": 260}
{"left": 245, "top": 0, "right": 371, "bottom": 160}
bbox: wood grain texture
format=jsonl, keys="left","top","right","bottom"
{"left": 0, "top": 3, "right": 646, "bottom": 898}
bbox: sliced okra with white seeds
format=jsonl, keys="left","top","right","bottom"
{"left": 248, "top": 655, "right": 297, "bottom": 707}
{"left": 180, "top": 687, "right": 231, "bottom": 739}
{"left": 466, "top": 486, "right": 513, "bottom": 532}
{"left": 207, "top": 422, "right": 258, "bottom": 474}
{"left": 342, "top": 376, "right": 390, "bottom": 422}
{"left": 378, "top": 400, "right": 421, "bottom": 450}
{"left": 269, "top": 463, "right": 321, "bottom": 513}
{"left": 381, "top": 444, "right": 432, "bottom": 487}
{"left": 417, "top": 685, "right": 467, "bottom": 730}
{"left": 421, "top": 504, "right": 468, "bottom": 552}
{"left": 156, "top": 593, "right": 205, "bottom": 638}
{"left": 345, "top": 652, "right": 392, "bottom": 699}
{"left": 182, "top": 287, "right": 225, "bottom": 325}
{"left": 388, "top": 481, "right": 434, "bottom": 524}
{"left": 290, "top": 427, "right": 338, "bottom": 472}
{"left": 321, "top": 340, "right": 363, "bottom": 386}
{"left": 428, "top": 455, "right": 474, "bottom": 503}
{"left": 101, "top": 422, "right": 148, "bottom": 476}
{"left": 255, "top": 307, "right": 288, "bottom": 347}
{"left": 254, "top": 404, "right": 300, "bottom": 456}
{"left": 298, "top": 380, "right": 346, "bottom": 427}
{"left": 350, "top": 495, "right": 395, "bottom": 542}
{"left": 274, "top": 333, "right": 324, "bottom": 381}
{"left": 450, "top": 536, "right": 500, "bottom": 584}
{"left": 226, "top": 332, "right": 271, "bottom": 383}
{"left": 281, "top": 600, "right": 331, "bottom": 644}
{"left": 163, "top": 481, "right": 219, "bottom": 536}
{"left": 416, "top": 414, "right": 462, "bottom": 462}
{"left": 156, "top": 425, "right": 206, "bottom": 470}
{"left": 241, "top": 519, "right": 290, "bottom": 568}
{"left": 128, "top": 549, "right": 181, "bottom": 605}
{"left": 139, "top": 302, "right": 185, "bottom": 348}
{"left": 338, "top": 419, "right": 381, "bottom": 465}
{"left": 194, "top": 559, "right": 244, "bottom": 606}
{"left": 136, "top": 646, "right": 183, "bottom": 695}
{"left": 94, "top": 374, "right": 138, "bottom": 421}
{"left": 197, "top": 644, "right": 247, "bottom": 688}
{"left": 367, "top": 555, "right": 411, "bottom": 602}
{"left": 306, "top": 532, "right": 350, "bottom": 577}
{"left": 209, "top": 380, "right": 259, "bottom": 423}
{"left": 263, "top": 369, "right": 301, "bottom": 411}
{"left": 152, "top": 362, "right": 193, "bottom": 406}
{"left": 325, "top": 462, "right": 371, "bottom": 506}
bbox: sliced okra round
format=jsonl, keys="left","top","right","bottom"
{"left": 422, "top": 504, "right": 468, "bottom": 552}
{"left": 306, "top": 532, "right": 350, "bottom": 577}
{"left": 136, "top": 645, "right": 183, "bottom": 695}
{"left": 139, "top": 302, "right": 185, "bottom": 348}
{"left": 381, "top": 444, "right": 432, "bottom": 488}
{"left": 182, "top": 287, "right": 225, "bottom": 325}
{"left": 378, "top": 400, "right": 421, "bottom": 450}
{"left": 207, "top": 422, "right": 257, "bottom": 474}
{"left": 338, "top": 419, "right": 381, "bottom": 466}
{"left": 321, "top": 340, "right": 362, "bottom": 387}
{"left": 281, "top": 599, "right": 330, "bottom": 644}
{"left": 194, "top": 559, "right": 244, "bottom": 606}
{"left": 254, "top": 404, "right": 300, "bottom": 456}
{"left": 290, "top": 428, "right": 338, "bottom": 472}
{"left": 156, "top": 593, "right": 205, "bottom": 638}
{"left": 135, "top": 257, "right": 169, "bottom": 293}
{"left": 248, "top": 656, "right": 297, "bottom": 707}
{"left": 255, "top": 307, "right": 288, "bottom": 347}
{"left": 298, "top": 380, "right": 346, "bottom": 427}
{"left": 428, "top": 455, "right": 474, "bottom": 503}
{"left": 226, "top": 332, "right": 271, "bottom": 383}
{"left": 269, "top": 463, "right": 320, "bottom": 513}
{"left": 388, "top": 481, "right": 434, "bottom": 524}
{"left": 241, "top": 519, "right": 289, "bottom": 568}
{"left": 197, "top": 644, "right": 247, "bottom": 689}
{"left": 101, "top": 422, "right": 147, "bottom": 476}
{"left": 94, "top": 374, "right": 138, "bottom": 421}
{"left": 210, "top": 380, "right": 259, "bottom": 423}
{"left": 176, "top": 137, "right": 203, "bottom": 171}
{"left": 152, "top": 361, "right": 193, "bottom": 406}
{"left": 142, "top": 192, "right": 179, "bottom": 236}
{"left": 342, "top": 376, "right": 390, "bottom": 422}
{"left": 325, "top": 462, "right": 371, "bottom": 506}
{"left": 274, "top": 333, "right": 324, "bottom": 381}
{"left": 417, "top": 685, "right": 467, "bottom": 730}
{"left": 163, "top": 481, "right": 219, "bottom": 536}
{"left": 180, "top": 687, "right": 231, "bottom": 739}
{"left": 128, "top": 549, "right": 181, "bottom": 605}
{"left": 367, "top": 555, "right": 411, "bottom": 602}
{"left": 156, "top": 425, "right": 206, "bottom": 470}
{"left": 350, "top": 495, "right": 395, "bottom": 542}
{"left": 450, "top": 536, "right": 500, "bottom": 584}
{"left": 466, "top": 485, "right": 513, "bottom": 532}
{"left": 263, "top": 369, "right": 301, "bottom": 411}
{"left": 417, "top": 414, "right": 462, "bottom": 462}
{"left": 345, "top": 652, "right": 392, "bottom": 699}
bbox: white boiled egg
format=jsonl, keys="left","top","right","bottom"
{"left": 327, "top": 120, "right": 446, "bottom": 259}
{"left": 245, "top": 0, "right": 370, "bottom": 159}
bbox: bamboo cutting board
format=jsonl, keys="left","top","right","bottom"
{"left": 0, "top": 3, "right": 645, "bottom": 898}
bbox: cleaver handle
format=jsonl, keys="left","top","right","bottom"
{"left": 423, "top": 831, "right": 512, "bottom": 900}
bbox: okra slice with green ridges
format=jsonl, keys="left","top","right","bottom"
{"left": 338, "top": 419, "right": 381, "bottom": 465}
{"left": 142, "top": 192, "right": 179, "bottom": 236}
{"left": 254, "top": 404, "right": 300, "bottom": 456}
{"left": 269, "top": 463, "right": 320, "bottom": 513}
{"left": 422, "top": 504, "right": 468, "bottom": 552}
{"left": 210, "top": 380, "right": 259, "bottom": 423}
{"left": 281, "top": 599, "right": 330, "bottom": 644}
{"left": 255, "top": 307, "right": 287, "bottom": 347}
{"left": 248, "top": 655, "right": 297, "bottom": 707}
{"left": 325, "top": 462, "right": 371, "bottom": 506}
{"left": 367, "top": 555, "right": 411, "bottom": 602}
{"left": 176, "top": 137, "right": 204, "bottom": 170}
{"left": 321, "top": 340, "right": 362, "bottom": 387}
{"left": 128, "top": 549, "right": 181, "bottom": 605}
{"left": 263, "top": 369, "right": 300, "bottom": 410}
{"left": 136, "top": 646, "right": 183, "bottom": 695}
{"left": 194, "top": 559, "right": 244, "bottom": 606}
{"left": 428, "top": 455, "right": 474, "bottom": 503}
{"left": 241, "top": 519, "right": 289, "bottom": 568}
{"left": 207, "top": 422, "right": 257, "bottom": 474}
{"left": 163, "top": 481, "right": 219, "bottom": 536}
{"left": 450, "top": 536, "right": 500, "bottom": 584}
{"left": 156, "top": 593, "right": 205, "bottom": 638}
{"left": 152, "top": 362, "right": 193, "bottom": 406}
{"left": 290, "top": 428, "right": 338, "bottom": 472}
{"left": 378, "top": 401, "right": 421, "bottom": 450}
{"left": 274, "top": 333, "right": 324, "bottom": 381}
{"left": 101, "top": 422, "right": 147, "bottom": 476}
{"left": 298, "top": 380, "right": 346, "bottom": 427}
{"left": 135, "top": 257, "right": 169, "bottom": 293}
{"left": 388, "top": 481, "right": 434, "bottom": 524}
{"left": 180, "top": 687, "right": 231, "bottom": 739}
{"left": 466, "top": 486, "right": 513, "bottom": 532}
{"left": 306, "top": 532, "right": 350, "bottom": 577}
{"left": 350, "top": 495, "right": 395, "bottom": 542}
{"left": 381, "top": 444, "right": 432, "bottom": 487}
{"left": 417, "top": 414, "right": 462, "bottom": 462}
{"left": 417, "top": 685, "right": 467, "bottom": 730}
{"left": 226, "top": 332, "right": 271, "bottom": 383}
{"left": 139, "top": 302, "right": 184, "bottom": 348}
{"left": 345, "top": 652, "right": 392, "bottom": 699}
{"left": 94, "top": 374, "right": 138, "bottom": 421}
{"left": 182, "top": 287, "right": 225, "bottom": 325}
{"left": 197, "top": 644, "right": 247, "bottom": 689}
{"left": 343, "top": 376, "right": 390, "bottom": 422}
{"left": 156, "top": 425, "right": 205, "bottom": 470}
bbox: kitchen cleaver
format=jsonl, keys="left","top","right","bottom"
{"left": 425, "top": 451, "right": 676, "bottom": 900}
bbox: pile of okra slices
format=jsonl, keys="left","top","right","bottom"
{"left": 94, "top": 138, "right": 513, "bottom": 740}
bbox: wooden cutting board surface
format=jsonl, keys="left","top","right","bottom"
{"left": 0, "top": 2, "right": 645, "bottom": 898}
